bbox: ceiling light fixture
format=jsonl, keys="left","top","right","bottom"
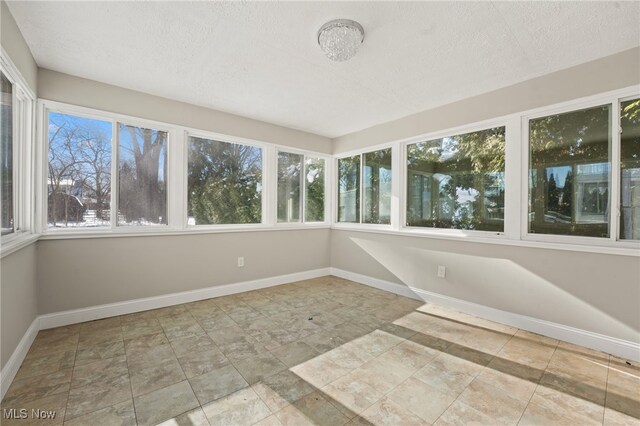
{"left": 317, "top": 19, "right": 364, "bottom": 62}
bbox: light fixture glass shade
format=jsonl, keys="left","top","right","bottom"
{"left": 317, "top": 19, "right": 364, "bottom": 62}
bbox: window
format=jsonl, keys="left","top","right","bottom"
{"left": 620, "top": 98, "right": 640, "bottom": 240}
{"left": 407, "top": 127, "right": 505, "bottom": 231}
{"left": 338, "top": 148, "right": 392, "bottom": 224}
{"left": 48, "top": 112, "right": 112, "bottom": 228}
{"left": 363, "top": 149, "right": 392, "bottom": 224}
{"left": 528, "top": 105, "right": 611, "bottom": 238}
{"left": 1, "top": 72, "right": 13, "bottom": 235}
{"left": 188, "top": 136, "right": 262, "bottom": 225}
{"left": 118, "top": 124, "right": 168, "bottom": 226}
{"left": 304, "top": 157, "right": 325, "bottom": 222}
{"left": 47, "top": 111, "right": 171, "bottom": 229}
{"left": 277, "top": 151, "right": 325, "bottom": 223}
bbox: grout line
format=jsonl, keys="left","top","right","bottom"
{"left": 602, "top": 354, "right": 611, "bottom": 425}
{"left": 515, "top": 338, "right": 560, "bottom": 425}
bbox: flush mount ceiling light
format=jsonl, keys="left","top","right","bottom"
{"left": 317, "top": 19, "right": 365, "bottom": 62}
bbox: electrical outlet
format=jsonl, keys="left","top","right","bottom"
{"left": 437, "top": 265, "right": 446, "bottom": 278}
{"left": 237, "top": 257, "right": 244, "bottom": 267}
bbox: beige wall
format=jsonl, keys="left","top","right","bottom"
{"left": 38, "top": 69, "right": 332, "bottom": 154}
{"left": 0, "top": 0, "right": 37, "bottom": 91}
{"left": 0, "top": 0, "right": 38, "bottom": 371}
{"left": 1, "top": 244, "right": 38, "bottom": 369}
{"left": 333, "top": 47, "right": 640, "bottom": 153}
{"left": 37, "top": 229, "right": 330, "bottom": 314}
{"left": 330, "top": 48, "right": 640, "bottom": 344}
{"left": 331, "top": 230, "right": 640, "bottom": 343}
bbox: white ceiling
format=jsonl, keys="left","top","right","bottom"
{"left": 8, "top": 1, "right": 640, "bottom": 138}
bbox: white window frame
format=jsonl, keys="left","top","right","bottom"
{"left": 0, "top": 48, "right": 37, "bottom": 258}
{"left": 184, "top": 128, "right": 267, "bottom": 230}
{"left": 334, "top": 142, "right": 395, "bottom": 230}
{"left": 274, "top": 146, "right": 331, "bottom": 227}
{"left": 40, "top": 99, "right": 178, "bottom": 235}
{"left": 399, "top": 118, "right": 510, "bottom": 239}
{"left": 521, "top": 87, "right": 640, "bottom": 249}
{"left": 37, "top": 99, "right": 332, "bottom": 239}
{"left": 332, "top": 86, "right": 640, "bottom": 256}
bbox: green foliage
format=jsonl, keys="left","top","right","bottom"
{"left": 188, "top": 138, "right": 262, "bottom": 224}
{"left": 304, "top": 158, "right": 325, "bottom": 222}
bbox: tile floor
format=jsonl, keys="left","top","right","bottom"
{"left": 2, "top": 276, "right": 639, "bottom": 425}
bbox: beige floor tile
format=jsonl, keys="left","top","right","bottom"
{"left": 269, "top": 341, "right": 320, "bottom": 367}
{"left": 202, "top": 387, "right": 272, "bottom": 425}
{"left": 435, "top": 400, "right": 508, "bottom": 426}
{"left": 413, "top": 352, "right": 481, "bottom": 395}
{"left": 317, "top": 343, "right": 374, "bottom": 370}
{"left": 130, "top": 357, "right": 186, "bottom": 396}
{"left": 70, "top": 355, "right": 129, "bottom": 389}
{"left": 2, "top": 368, "right": 72, "bottom": 407}
{"left": 251, "top": 370, "right": 316, "bottom": 412}
{"left": 177, "top": 348, "right": 229, "bottom": 379}
{"left": 66, "top": 373, "right": 132, "bottom": 420}
{"left": 606, "top": 367, "right": 640, "bottom": 418}
{"left": 133, "top": 380, "right": 199, "bottom": 426}
{"left": 359, "top": 397, "right": 425, "bottom": 426}
{"left": 348, "top": 357, "right": 414, "bottom": 394}
{"left": 528, "top": 383, "right": 605, "bottom": 425}
{"left": 519, "top": 400, "right": 599, "bottom": 426}
{"left": 123, "top": 332, "right": 169, "bottom": 354}
{"left": 322, "top": 372, "right": 385, "bottom": 417}
{"left": 63, "top": 399, "right": 136, "bottom": 426}
{"left": 253, "top": 414, "right": 284, "bottom": 426}
{"left": 232, "top": 352, "right": 288, "bottom": 385}
{"left": 290, "top": 356, "right": 352, "bottom": 388}
{"left": 346, "top": 329, "right": 406, "bottom": 357}
{"left": 170, "top": 334, "right": 218, "bottom": 357}
{"left": 78, "top": 338, "right": 124, "bottom": 361}
{"left": 377, "top": 339, "right": 439, "bottom": 373}
{"left": 189, "top": 364, "right": 248, "bottom": 405}
{"left": 274, "top": 391, "right": 350, "bottom": 426}
{"left": 1, "top": 391, "right": 67, "bottom": 426}
{"left": 14, "top": 350, "right": 76, "bottom": 381}
{"left": 387, "top": 376, "right": 457, "bottom": 424}
{"left": 456, "top": 379, "right": 528, "bottom": 424}
{"left": 126, "top": 344, "right": 177, "bottom": 370}
{"left": 474, "top": 358, "right": 539, "bottom": 401}
{"left": 604, "top": 407, "right": 640, "bottom": 426}
{"left": 156, "top": 407, "right": 211, "bottom": 426}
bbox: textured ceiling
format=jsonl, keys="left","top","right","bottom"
{"left": 8, "top": 1, "right": 640, "bottom": 138}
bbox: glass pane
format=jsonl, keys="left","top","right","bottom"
{"left": 1, "top": 72, "right": 13, "bottom": 236}
{"left": 363, "top": 148, "right": 392, "bottom": 224}
{"left": 305, "top": 157, "right": 325, "bottom": 222}
{"left": 338, "top": 156, "right": 360, "bottom": 223}
{"left": 407, "top": 127, "right": 505, "bottom": 231}
{"left": 277, "top": 151, "right": 302, "bottom": 223}
{"left": 187, "top": 137, "right": 262, "bottom": 225}
{"left": 118, "top": 124, "right": 168, "bottom": 226}
{"left": 621, "top": 98, "right": 640, "bottom": 240}
{"left": 48, "top": 112, "right": 112, "bottom": 228}
{"left": 529, "top": 105, "right": 611, "bottom": 237}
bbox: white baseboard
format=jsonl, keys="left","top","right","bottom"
{"left": 330, "top": 268, "right": 640, "bottom": 362}
{"left": 0, "top": 318, "right": 39, "bottom": 400}
{"left": 40, "top": 268, "right": 331, "bottom": 329}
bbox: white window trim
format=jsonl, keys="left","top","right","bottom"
{"left": 520, "top": 86, "right": 639, "bottom": 248}
{"left": 333, "top": 85, "right": 640, "bottom": 257}
{"left": 335, "top": 142, "right": 395, "bottom": 228}
{"left": 274, "top": 147, "right": 332, "bottom": 226}
{"left": 0, "top": 48, "right": 36, "bottom": 258}
{"left": 38, "top": 99, "right": 332, "bottom": 239}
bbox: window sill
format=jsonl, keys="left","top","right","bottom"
{"left": 1, "top": 233, "right": 40, "bottom": 258}
{"left": 38, "top": 224, "right": 331, "bottom": 241}
{"left": 331, "top": 225, "right": 640, "bottom": 257}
